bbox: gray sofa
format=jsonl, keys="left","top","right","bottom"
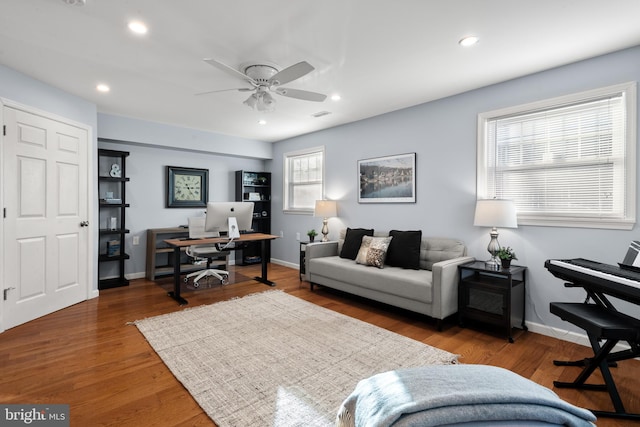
{"left": 305, "top": 229, "right": 474, "bottom": 329}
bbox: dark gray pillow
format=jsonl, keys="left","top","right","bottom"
{"left": 386, "top": 230, "right": 422, "bottom": 269}
{"left": 340, "top": 228, "right": 374, "bottom": 260}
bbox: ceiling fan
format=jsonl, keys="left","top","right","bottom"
{"left": 199, "top": 58, "right": 327, "bottom": 112}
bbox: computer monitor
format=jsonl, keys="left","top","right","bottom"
{"left": 204, "top": 202, "right": 254, "bottom": 238}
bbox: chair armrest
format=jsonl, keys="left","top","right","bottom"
{"left": 431, "top": 256, "right": 475, "bottom": 320}
{"left": 304, "top": 241, "right": 339, "bottom": 281}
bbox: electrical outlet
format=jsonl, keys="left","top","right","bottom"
{"left": 296, "top": 232, "right": 300, "bottom": 241}
{"left": 132, "top": 236, "right": 140, "bottom": 245}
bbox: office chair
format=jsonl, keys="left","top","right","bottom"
{"left": 184, "top": 217, "right": 230, "bottom": 287}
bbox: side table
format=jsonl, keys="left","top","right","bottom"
{"left": 299, "top": 241, "right": 310, "bottom": 281}
{"left": 458, "top": 261, "right": 528, "bottom": 343}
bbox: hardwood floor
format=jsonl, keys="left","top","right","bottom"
{"left": 1, "top": 263, "right": 638, "bottom": 426}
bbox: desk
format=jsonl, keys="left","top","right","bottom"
{"left": 165, "top": 233, "right": 279, "bottom": 305}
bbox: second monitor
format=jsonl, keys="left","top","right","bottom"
{"left": 204, "top": 201, "right": 254, "bottom": 239}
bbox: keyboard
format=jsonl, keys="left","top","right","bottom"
{"left": 546, "top": 258, "right": 640, "bottom": 304}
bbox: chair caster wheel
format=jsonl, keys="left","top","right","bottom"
{"left": 193, "top": 281, "right": 200, "bottom": 288}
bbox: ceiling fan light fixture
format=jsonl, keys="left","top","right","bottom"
{"left": 244, "top": 91, "right": 276, "bottom": 112}
{"left": 243, "top": 93, "right": 258, "bottom": 109}
{"left": 261, "top": 92, "right": 275, "bottom": 107}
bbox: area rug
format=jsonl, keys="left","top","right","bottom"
{"left": 133, "top": 290, "right": 458, "bottom": 427}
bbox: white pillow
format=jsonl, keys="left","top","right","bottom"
{"left": 355, "top": 236, "right": 393, "bottom": 268}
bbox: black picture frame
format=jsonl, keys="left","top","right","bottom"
{"left": 166, "top": 166, "right": 209, "bottom": 208}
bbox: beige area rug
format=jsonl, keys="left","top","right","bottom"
{"left": 134, "top": 290, "right": 458, "bottom": 427}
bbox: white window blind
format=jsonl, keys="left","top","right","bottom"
{"left": 284, "top": 147, "right": 324, "bottom": 213}
{"left": 478, "top": 82, "right": 636, "bottom": 229}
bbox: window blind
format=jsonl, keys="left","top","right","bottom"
{"left": 478, "top": 82, "right": 636, "bottom": 229}
{"left": 284, "top": 148, "right": 324, "bottom": 212}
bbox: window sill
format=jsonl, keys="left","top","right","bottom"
{"left": 283, "top": 209, "right": 314, "bottom": 215}
{"left": 519, "top": 216, "right": 635, "bottom": 230}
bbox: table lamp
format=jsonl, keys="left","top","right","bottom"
{"left": 314, "top": 200, "right": 337, "bottom": 242}
{"left": 473, "top": 199, "right": 517, "bottom": 268}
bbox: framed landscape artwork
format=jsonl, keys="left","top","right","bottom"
{"left": 358, "top": 152, "right": 416, "bottom": 203}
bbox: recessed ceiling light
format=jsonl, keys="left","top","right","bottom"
{"left": 331, "top": 94, "right": 341, "bottom": 101}
{"left": 96, "top": 83, "right": 110, "bottom": 93}
{"left": 258, "top": 119, "right": 267, "bottom": 125}
{"left": 128, "top": 21, "right": 148, "bottom": 35}
{"left": 459, "top": 35, "right": 479, "bottom": 47}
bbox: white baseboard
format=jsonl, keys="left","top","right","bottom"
{"left": 271, "top": 258, "right": 298, "bottom": 269}
{"left": 525, "top": 321, "right": 590, "bottom": 347}
{"left": 525, "top": 321, "right": 633, "bottom": 354}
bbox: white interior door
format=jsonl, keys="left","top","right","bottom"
{"left": 2, "top": 104, "right": 90, "bottom": 330}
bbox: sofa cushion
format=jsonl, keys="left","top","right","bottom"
{"left": 420, "top": 238, "right": 467, "bottom": 270}
{"left": 340, "top": 228, "right": 374, "bottom": 260}
{"left": 386, "top": 230, "right": 422, "bottom": 270}
{"left": 309, "top": 256, "right": 433, "bottom": 303}
{"left": 355, "top": 236, "right": 392, "bottom": 268}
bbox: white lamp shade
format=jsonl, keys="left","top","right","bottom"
{"left": 474, "top": 199, "right": 517, "bottom": 228}
{"left": 314, "top": 200, "right": 337, "bottom": 218}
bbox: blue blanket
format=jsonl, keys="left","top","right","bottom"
{"left": 336, "top": 365, "right": 596, "bottom": 427}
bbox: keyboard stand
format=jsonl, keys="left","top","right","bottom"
{"left": 550, "top": 302, "right": 640, "bottom": 420}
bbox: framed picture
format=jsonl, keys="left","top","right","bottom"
{"left": 166, "top": 166, "right": 209, "bottom": 208}
{"left": 358, "top": 153, "right": 416, "bottom": 203}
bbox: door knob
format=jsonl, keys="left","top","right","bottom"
{"left": 80, "top": 221, "right": 89, "bottom": 227}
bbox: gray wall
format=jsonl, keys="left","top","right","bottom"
{"left": 270, "top": 45, "right": 640, "bottom": 336}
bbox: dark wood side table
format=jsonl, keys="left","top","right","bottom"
{"left": 458, "top": 261, "right": 528, "bottom": 343}
{"left": 299, "top": 241, "right": 310, "bottom": 281}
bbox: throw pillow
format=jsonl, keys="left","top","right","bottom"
{"left": 355, "top": 236, "right": 393, "bottom": 268}
{"left": 386, "top": 230, "right": 422, "bottom": 270}
{"left": 340, "top": 228, "right": 374, "bottom": 260}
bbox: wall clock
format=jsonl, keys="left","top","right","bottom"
{"left": 166, "top": 166, "right": 209, "bottom": 208}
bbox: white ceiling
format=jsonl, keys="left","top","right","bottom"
{"left": 1, "top": 1, "right": 640, "bottom": 143}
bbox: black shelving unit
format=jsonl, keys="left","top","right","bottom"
{"left": 98, "top": 148, "right": 130, "bottom": 289}
{"left": 235, "top": 170, "right": 271, "bottom": 265}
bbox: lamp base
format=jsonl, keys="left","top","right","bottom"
{"left": 484, "top": 258, "right": 500, "bottom": 270}
{"left": 321, "top": 218, "right": 329, "bottom": 242}
{"left": 485, "top": 227, "right": 501, "bottom": 270}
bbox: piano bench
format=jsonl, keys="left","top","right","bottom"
{"left": 550, "top": 302, "right": 640, "bottom": 342}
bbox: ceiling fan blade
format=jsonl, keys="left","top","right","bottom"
{"left": 269, "top": 61, "right": 314, "bottom": 86}
{"left": 203, "top": 58, "right": 257, "bottom": 85}
{"left": 195, "top": 87, "right": 254, "bottom": 96}
{"left": 275, "top": 87, "right": 327, "bottom": 102}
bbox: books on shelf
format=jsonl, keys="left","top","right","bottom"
{"left": 101, "top": 198, "right": 122, "bottom": 204}
{"left": 107, "top": 240, "right": 121, "bottom": 257}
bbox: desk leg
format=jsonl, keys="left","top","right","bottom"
{"left": 167, "top": 246, "right": 189, "bottom": 305}
{"left": 254, "top": 239, "right": 275, "bottom": 287}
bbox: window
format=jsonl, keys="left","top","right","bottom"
{"left": 477, "top": 82, "right": 636, "bottom": 230}
{"left": 283, "top": 146, "right": 324, "bottom": 213}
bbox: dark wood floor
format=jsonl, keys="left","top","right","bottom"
{"left": 1, "top": 263, "right": 638, "bottom": 426}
